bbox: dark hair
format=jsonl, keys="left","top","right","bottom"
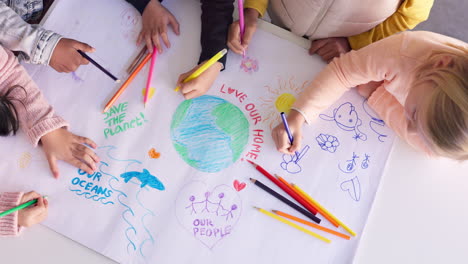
{"left": 0, "top": 86, "right": 26, "bottom": 136}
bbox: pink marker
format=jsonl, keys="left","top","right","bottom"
{"left": 238, "top": 0, "right": 245, "bottom": 57}
{"left": 144, "top": 46, "right": 158, "bottom": 107}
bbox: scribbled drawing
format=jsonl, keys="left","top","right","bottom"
{"left": 361, "top": 154, "right": 370, "bottom": 169}
{"left": 18, "top": 152, "right": 32, "bottom": 168}
{"left": 175, "top": 182, "right": 242, "bottom": 249}
{"left": 319, "top": 102, "right": 367, "bottom": 141}
{"left": 120, "top": 9, "right": 140, "bottom": 40}
{"left": 170, "top": 95, "right": 249, "bottom": 173}
{"left": 148, "top": 148, "right": 160, "bottom": 159}
{"left": 363, "top": 99, "right": 388, "bottom": 142}
{"left": 340, "top": 176, "right": 361, "bottom": 201}
{"left": 233, "top": 180, "right": 246, "bottom": 192}
{"left": 97, "top": 146, "right": 158, "bottom": 261}
{"left": 120, "top": 169, "right": 165, "bottom": 190}
{"left": 280, "top": 145, "right": 310, "bottom": 174}
{"left": 240, "top": 56, "right": 259, "bottom": 73}
{"left": 316, "top": 134, "right": 340, "bottom": 153}
{"left": 71, "top": 71, "right": 84, "bottom": 83}
{"left": 338, "top": 152, "right": 359, "bottom": 174}
{"left": 259, "top": 76, "right": 308, "bottom": 129}
{"left": 141, "top": 87, "right": 155, "bottom": 100}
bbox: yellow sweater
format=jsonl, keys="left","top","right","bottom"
{"left": 244, "top": 0, "right": 434, "bottom": 50}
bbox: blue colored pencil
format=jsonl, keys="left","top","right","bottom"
{"left": 280, "top": 112, "right": 300, "bottom": 160}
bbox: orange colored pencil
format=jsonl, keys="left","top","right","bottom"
{"left": 272, "top": 210, "right": 350, "bottom": 240}
{"left": 276, "top": 175, "right": 339, "bottom": 227}
{"left": 103, "top": 52, "right": 152, "bottom": 113}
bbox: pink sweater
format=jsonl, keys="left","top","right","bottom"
{"left": 0, "top": 192, "right": 23, "bottom": 236}
{"left": 0, "top": 45, "right": 68, "bottom": 145}
{"left": 294, "top": 31, "right": 468, "bottom": 153}
{"left": 0, "top": 46, "right": 67, "bottom": 236}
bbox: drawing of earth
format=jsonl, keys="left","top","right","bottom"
{"left": 171, "top": 95, "right": 249, "bottom": 173}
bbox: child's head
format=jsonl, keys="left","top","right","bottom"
{"left": 0, "top": 86, "right": 25, "bottom": 136}
{"left": 408, "top": 45, "right": 468, "bottom": 160}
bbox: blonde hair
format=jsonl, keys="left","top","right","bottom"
{"left": 414, "top": 44, "right": 468, "bottom": 160}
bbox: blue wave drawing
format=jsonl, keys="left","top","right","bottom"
{"left": 69, "top": 188, "right": 114, "bottom": 205}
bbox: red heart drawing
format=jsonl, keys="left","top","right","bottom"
{"left": 233, "top": 180, "right": 246, "bottom": 192}
{"left": 227, "top": 87, "right": 235, "bottom": 94}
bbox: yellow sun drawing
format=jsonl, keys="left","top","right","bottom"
{"left": 259, "top": 76, "right": 309, "bottom": 129}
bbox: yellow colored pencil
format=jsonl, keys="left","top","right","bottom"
{"left": 174, "top": 48, "right": 227, "bottom": 92}
{"left": 291, "top": 183, "right": 357, "bottom": 237}
{"left": 253, "top": 206, "right": 331, "bottom": 243}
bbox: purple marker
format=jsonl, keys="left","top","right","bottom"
{"left": 280, "top": 112, "right": 300, "bottom": 160}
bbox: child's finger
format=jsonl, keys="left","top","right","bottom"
{"left": 70, "top": 158, "right": 94, "bottom": 175}
{"left": 81, "top": 145, "right": 100, "bottom": 165}
{"left": 309, "top": 39, "right": 328, "bottom": 55}
{"left": 151, "top": 32, "right": 162, "bottom": 54}
{"left": 21, "top": 191, "right": 40, "bottom": 203}
{"left": 160, "top": 30, "right": 171, "bottom": 49}
{"left": 72, "top": 145, "right": 97, "bottom": 171}
{"left": 75, "top": 135, "right": 98, "bottom": 149}
{"left": 43, "top": 198, "right": 49, "bottom": 208}
{"left": 169, "top": 16, "right": 180, "bottom": 35}
{"left": 290, "top": 133, "right": 302, "bottom": 153}
{"left": 242, "top": 25, "right": 256, "bottom": 47}
{"left": 145, "top": 35, "right": 154, "bottom": 54}
{"left": 183, "top": 89, "right": 201, "bottom": 100}
{"left": 46, "top": 155, "right": 59, "bottom": 179}
{"left": 74, "top": 41, "right": 95, "bottom": 53}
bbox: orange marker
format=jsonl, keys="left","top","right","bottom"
{"left": 272, "top": 210, "right": 350, "bottom": 240}
{"left": 103, "top": 52, "right": 152, "bottom": 113}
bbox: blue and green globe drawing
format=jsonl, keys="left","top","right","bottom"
{"left": 170, "top": 95, "right": 249, "bottom": 173}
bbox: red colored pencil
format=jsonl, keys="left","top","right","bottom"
{"left": 247, "top": 160, "right": 318, "bottom": 215}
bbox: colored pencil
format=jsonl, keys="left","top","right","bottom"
{"left": 103, "top": 52, "right": 152, "bottom": 113}
{"left": 272, "top": 210, "right": 350, "bottom": 240}
{"left": 77, "top": 50, "right": 120, "bottom": 83}
{"left": 238, "top": 0, "right": 245, "bottom": 57}
{"left": 174, "top": 48, "right": 227, "bottom": 92}
{"left": 144, "top": 46, "right": 157, "bottom": 107}
{"left": 254, "top": 206, "right": 330, "bottom": 243}
{"left": 292, "top": 183, "right": 357, "bottom": 237}
{"left": 276, "top": 175, "right": 337, "bottom": 227}
{"left": 250, "top": 178, "right": 321, "bottom": 224}
{"left": 0, "top": 196, "right": 48, "bottom": 218}
{"left": 247, "top": 160, "right": 318, "bottom": 215}
{"left": 280, "top": 112, "right": 300, "bottom": 160}
{"left": 127, "top": 46, "right": 147, "bottom": 74}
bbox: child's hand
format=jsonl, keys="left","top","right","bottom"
{"left": 227, "top": 8, "right": 259, "bottom": 55}
{"left": 17, "top": 191, "right": 48, "bottom": 228}
{"left": 271, "top": 110, "right": 306, "bottom": 154}
{"left": 176, "top": 61, "right": 223, "bottom": 100}
{"left": 50, "top": 38, "right": 95, "bottom": 73}
{"left": 309, "top": 37, "right": 351, "bottom": 63}
{"left": 137, "top": 0, "right": 180, "bottom": 53}
{"left": 40, "top": 128, "right": 99, "bottom": 178}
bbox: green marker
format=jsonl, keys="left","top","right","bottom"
{"left": 0, "top": 196, "right": 48, "bottom": 218}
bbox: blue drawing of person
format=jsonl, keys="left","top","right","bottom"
{"left": 319, "top": 102, "right": 367, "bottom": 141}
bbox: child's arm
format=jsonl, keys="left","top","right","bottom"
{"left": 0, "top": 3, "right": 94, "bottom": 72}
{"left": 273, "top": 33, "right": 406, "bottom": 154}
{"left": 0, "top": 192, "right": 23, "bottom": 236}
{"left": 367, "top": 86, "right": 433, "bottom": 154}
{"left": 0, "top": 46, "right": 99, "bottom": 177}
{"left": 0, "top": 2, "right": 61, "bottom": 65}
{"left": 348, "top": 0, "right": 434, "bottom": 50}
{"left": 0, "top": 191, "right": 48, "bottom": 237}
{"left": 176, "top": 0, "right": 234, "bottom": 99}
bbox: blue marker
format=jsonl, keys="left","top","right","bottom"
{"left": 280, "top": 112, "right": 300, "bottom": 161}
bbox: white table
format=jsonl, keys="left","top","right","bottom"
{"left": 2, "top": 1, "right": 468, "bottom": 263}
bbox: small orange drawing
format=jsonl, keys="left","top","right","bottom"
{"left": 148, "top": 148, "right": 161, "bottom": 159}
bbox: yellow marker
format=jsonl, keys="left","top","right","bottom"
{"left": 174, "top": 48, "right": 227, "bottom": 92}
{"left": 291, "top": 183, "right": 357, "bottom": 237}
{"left": 253, "top": 206, "right": 331, "bottom": 243}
